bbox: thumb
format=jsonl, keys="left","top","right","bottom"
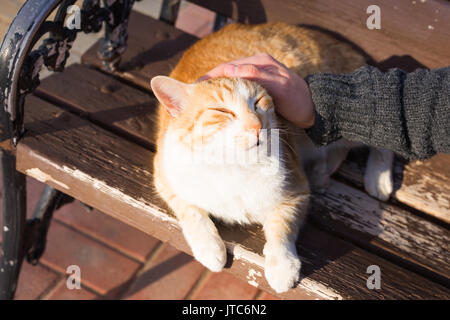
{"left": 230, "top": 64, "right": 275, "bottom": 91}
{"left": 196, "top": 63, "right": 232, "bottom": 81}
{"left": 197, "top": 63, "right": 272, "bottom": 86}
{"left": 197, "top": 63, "right": 261, "bottom": 81}
{"left": 228, "top": 64, "right": 262, "bottom": 79}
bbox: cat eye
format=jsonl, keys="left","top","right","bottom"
{"left": 254, "top": 96, "right": 265, "bottom": 110}
{"left": 208, "top": 107, "right": 236, "bottom": 118}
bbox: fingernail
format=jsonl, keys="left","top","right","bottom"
{"left": 196, "top": 76, "right": 207, "bottom": 82}
{"left": 224, "top": 64, "right": 237, "bottom": 77}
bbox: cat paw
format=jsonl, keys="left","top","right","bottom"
{"left": 264, "top": 247, "right": 301, "bottom": 293}
{"left": 364, "top": 168, "right": 393, "bottom": 201}
{"left": 191, "top": 237, "right": 227, "bottom": 272}
{"left": 365, "top": 148, "right": 394, "bottom": 201}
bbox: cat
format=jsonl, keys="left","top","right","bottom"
{"left": 150, "top": 22, "right": 393, "bottom": 293}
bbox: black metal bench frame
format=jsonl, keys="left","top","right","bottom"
{"left": 0, "top": 0, "right": 137, "bottom": 300}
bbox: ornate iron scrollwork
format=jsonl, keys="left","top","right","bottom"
{"left": 0, "top": 0, "right": 137, "bottom": 146}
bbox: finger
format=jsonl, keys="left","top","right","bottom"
{"left": 200, "top": 63, "right": 283, "bottom": 94}
{"left": 226, "top": 53, "right": 277, "bottom": 67}
{"left": 197, "top": 63, "right": 229, "bottom": 81}
{"left": 230, "top": 64, "right": 285, "bottom": 93}
{"left": 230, "top": 64, "right": 261, "bottom": 78}
{"left": 198, "top": 63, "right": 263, "bottom": 81}
{"left": 197, "top": 53, "right": 280, "bottom": 81}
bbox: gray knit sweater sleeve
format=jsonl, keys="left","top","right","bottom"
{"left": 304, "top": 65, "right": 450, "bottom": 160}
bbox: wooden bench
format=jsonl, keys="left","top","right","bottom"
{"left": 1, "top": 0, "right": 449, "bottom": 299}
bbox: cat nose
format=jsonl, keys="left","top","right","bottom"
{"left": 244, "top": 121, "right": 262, "bottom": 144}
{"left": 244, "top": 122, "right": 262, "bottom": 134}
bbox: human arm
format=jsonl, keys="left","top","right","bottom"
{"left": 305, "top": 65, "right": 450, "bottom": 160}
{"left": 199, "top": 53, "right": 450, "bottom": 160}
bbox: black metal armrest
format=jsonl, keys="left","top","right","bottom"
{"left": 0, "top": 0, "right": 137, "bottom": 300}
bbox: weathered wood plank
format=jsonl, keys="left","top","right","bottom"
{"left": 189, "top": 0, "right": 450, "bottom": 68}
{"left": 17, "top": 95, "right": 450, "bottom": 299}
{"left": 36, "top": 63, "right": 450, "bottom": 280}
{"left": 310, "top": 180, "right": 450, "bottom": 282}
{"left": 336, "top": 149, "right": 450, "bottom": 225}
{"left": 394, "top": 156, "right": 450, "bottom": 224}
{"left": 36, "top": 64, "right": 159, "bottom": 149}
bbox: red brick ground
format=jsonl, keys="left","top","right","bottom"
{"left": 0, "top": 175, "right": 278, "bottom": 300}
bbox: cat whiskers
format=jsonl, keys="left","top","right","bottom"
{"left": 274, "top": 125, "right": 305, "bottom": 137}
{"left": 278, "top": 136, "right": 298, "bottom": 159}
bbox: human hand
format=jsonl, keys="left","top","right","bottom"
{"left": 198, "top": 53, "right": 315, "bottom": 128}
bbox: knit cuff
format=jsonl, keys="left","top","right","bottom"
{"left": 304, "top": 104, "right": 340, "bottom": 146}
{"left": 304, "top": 65, "right": 400, "bottom": 148}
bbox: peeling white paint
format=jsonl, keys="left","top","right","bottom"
{"left": 246, "top": 268, "right": 262, "bottom": 287}
{"left": 69, "top": 167, "right": 177, "bottom": 224}
{"left": 26, "top": 168, "right": 70, "bottom": 190}
{"left": 299, "top": 278, "right": 343, "bottom": 300}
{"left": 230, "top": 244, "right": 264, "bottom": 267}
{"left": 321, "top": 180, "right": 449, "bottom": 264}
{"left": 27, "top": 150, "right": 178, "bottom": 226}
{"left": 247, "top": 279, "right": 259, "bottom": 287}
{"left": 229, "top": 243, "right": 343, "bottom": 300}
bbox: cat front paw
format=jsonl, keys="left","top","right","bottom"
{"left": 190, "top": 237, "right": 227, "bottom": 272}
{"left": 364, "top": 148, "right": 394, "bottom": 201}
{"left": 264, "top": 246, "right": 301, "bottom": 293}
{"left": 364, "top": 168, "right": 393, "bottom": 201}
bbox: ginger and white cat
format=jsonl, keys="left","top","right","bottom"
{"left": 150, "top": 23, "right": 393, "bottom": 293}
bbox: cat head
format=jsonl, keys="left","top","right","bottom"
{"left": 151, "top": 76, "right": 278, "bottom": 164}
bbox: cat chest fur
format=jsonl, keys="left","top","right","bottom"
{"left": 162, "top": 140, "right": 287, "bottom": 225}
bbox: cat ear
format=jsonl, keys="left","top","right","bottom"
{"left": 150, "top": 76, "right": 189, "bottom": 117}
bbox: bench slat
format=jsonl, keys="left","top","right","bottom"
{"left": 37, "top": 63, "right": 450, "bottom": 283}
{"left": 189, "top": 0, "right": 450, "bottom": 68}
{"left": 17, "top": 94, "right": 450, "bottom": 299}
{"left": 36, "top": 64, "right": 159, "bottom": 150}
{"left": 311, "top": 180, "right": 450, "bottom": 282}
{"left": 336, "top": 149, "right": 450, "bottom": 225}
